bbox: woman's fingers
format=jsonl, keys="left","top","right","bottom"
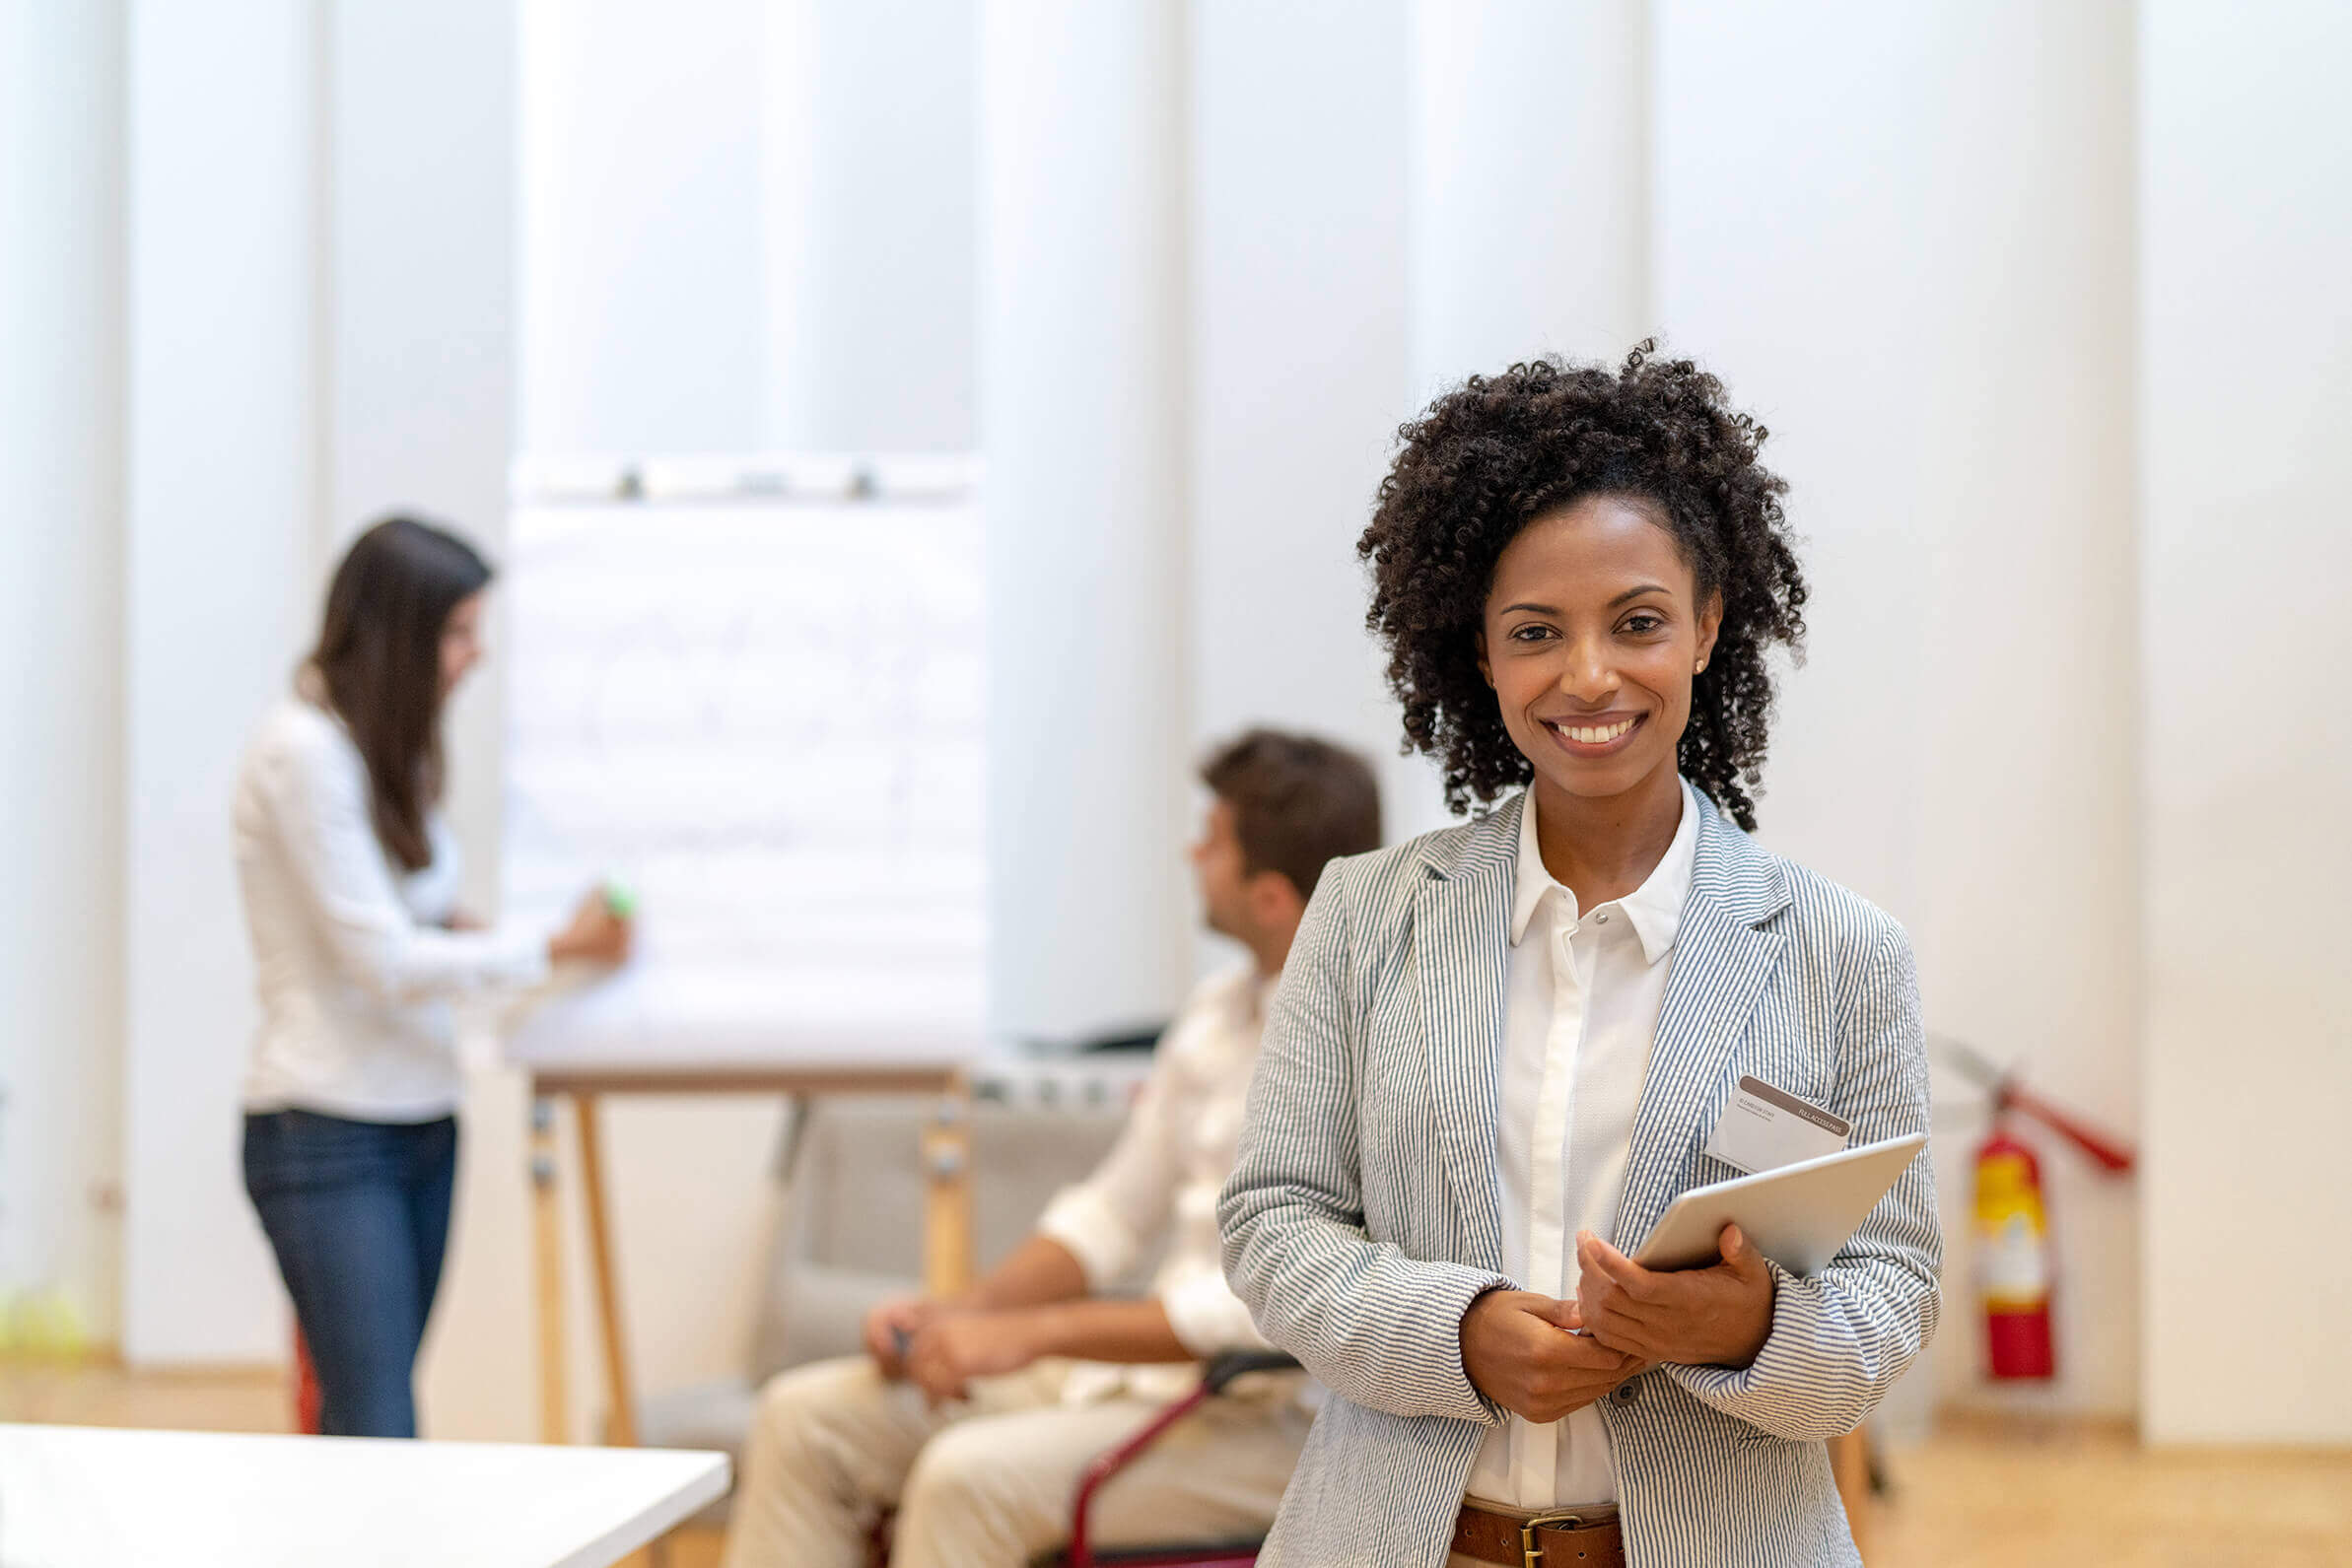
{"left": 1579, "top": 1233, "right": 1778, "bottom": 1367}
{"left": 1576, "top": 1231, "right": 1742, "bottom": 1364}
{"left": 1577, "top": 1279, "right": 1671, "bottom": 1351}
{"left": 1535, "top": 1295, "right": 1583, "bottom": 1331}
{"left": 1527, "top": 1320, "right": 1643, "bottom": 1382}
{"left": 1577, "top": 1317, "right": 1659, "bottom": 1363}
{"left": 1460, "top": 1288, "right": 1650, "bottom": 1419}
{"left": 1717, "top": 1223, "right": 1771, "bottom": 1283}
{"left": 1550, "top": 1327, "right": 1634, "bottom": 1368}
{"left": 1577, "top": 1231, "right": 1664, "bottom": 1301}
{"left": 1522, "top": 1347, "right": 1641, "bottom": 1419}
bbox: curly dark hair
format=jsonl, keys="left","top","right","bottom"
{"left": 1357, "top": 343, "right": 1807, "bottom": 831}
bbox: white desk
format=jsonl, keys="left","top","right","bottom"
{"left": 0, "top": 1424, "right": 728, "bottom": 1568}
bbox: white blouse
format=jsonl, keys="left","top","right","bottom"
{"left": 1467, "top": 778, "right": 1700, "bottom": 1509}
{"left": 232, "top": 697, "right": 551, "bottom": 1121}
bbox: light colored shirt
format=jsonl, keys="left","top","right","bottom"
{"left": 233, "top": 697, "right": 551, "bottom": 1121}
{"left": 1038, "top": 965, "right": 1280, "bottom": 1400}
{"left": 1468, "top": 779, "right": 1700, "bottom": 1508}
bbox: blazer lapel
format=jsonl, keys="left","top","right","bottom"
{"left": 1415, "top": 799, "right": 1518, "bottom": 1275}
{"left": 1611, "top": 797, "right": 1791, "bottom": 1250}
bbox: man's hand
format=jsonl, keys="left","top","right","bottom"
{"left": 904, "top": 1310, "right": 1046, "bottom": 1406}
{"left": 862, "top": 1294, "right": 948, "bottom": 1381}
{"left": 1574, "top": 1224, "right": 1776, "bottom": 1370}
{"left": 1459, "top": 1289, "right": 1641, "bottom": 1423}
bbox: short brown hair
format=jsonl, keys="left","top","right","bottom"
{"left": 1199, "top": 729, "right": 1382, "bottom": 902}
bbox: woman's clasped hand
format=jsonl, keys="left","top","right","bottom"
{"left": 1571, "top": 1223, "right": 1776, "bottom": 1372}
{"left": 1458, "top": 1288, "right": 1643, "bottom": 1423}
{"left": 1459, "top": 1222, "right": 1778, "bottom": 1421}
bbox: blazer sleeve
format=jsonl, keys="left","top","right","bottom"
{"left": 1219, "top": 860, "right": 1512, "bottom": 1424}
{"left": 1666, "top": 914, "right": 1943, "bottom": 1441}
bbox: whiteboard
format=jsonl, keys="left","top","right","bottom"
{"left": 499, "top": 484, "right": 986, "bottom": 1069}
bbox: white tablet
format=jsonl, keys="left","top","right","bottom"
{"left": 1628, "top": 1132, "right": 1929, "bottom": 1276}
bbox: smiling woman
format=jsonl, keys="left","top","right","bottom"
{"left": 1357, "top": 345, "right": 1808, "bottom": 831}
{"left": 1218, "top": 346, "right": 1940, "bottom": 1568}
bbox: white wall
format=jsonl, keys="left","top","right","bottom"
{"left": 1187, "top": 0, "right": 1432, "bottom": 873}
{"left": 1903, "top": 2, "right": 2140, "bottom": 1421}
{"left": 1654, "top": 0, "right": 1943, "bottom": 920}
{"left": 764, "top": 0, "right": 976, "bottom": 451}
{"left": 1408, "top": 0, "right": 1651, "bottom": 391}
{"left": 123, "top": 0, "right": 325, "bottom": 1362}
{"left": 2139, "top": 0, "right": 2352, "bottom": 1445}
{"left": 0, "top": 0, "right": 126, "bottom": 1348}
{"left": 520, "top": 0, "right": 976, "bottom": 460}
{"left": 1654, "top": 0, "right": 2143, "bottom": 1420}
{"left": 517, "top": 0, "right": 768, "bottom": 456}
{"left": 979, "top": 0, "right": 1193, "bottom": 1040}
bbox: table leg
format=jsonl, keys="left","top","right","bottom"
{"left": 575, "top": 1092, "right": 640, "bottom": 1447}
{"left": 920, "top": 1079, "right": 975, "bottom": 1296}
{"left": 530, "top": 1094, "right": 570, "bottom": 1445}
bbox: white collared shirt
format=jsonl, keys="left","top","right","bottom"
{"left": 1037, "top": 965, "right": 1279, "bottom": 1401}
{"left": 234, "top": 698, "right": 552, "bottom": 1120}
{"left": 1467, "top": 778, "right": 1700, "bottom": 1508}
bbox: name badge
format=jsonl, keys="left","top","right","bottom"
{"left": 1702, "top": 1074, "right": 1851, "bottom": 1175}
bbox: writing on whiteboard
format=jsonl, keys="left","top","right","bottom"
{"left": 500, "top": 495, "right": 986, "bottom": 1068}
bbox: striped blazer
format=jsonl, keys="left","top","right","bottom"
{"left": 1219, "top": 787, "right": 1940, "bottom": 1568}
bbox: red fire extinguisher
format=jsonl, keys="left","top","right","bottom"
{"left": 1973, "top": 1123, "right": 2055, "bottom": 1379}
{"left": 1943, "top": 1037, "right": 2137, "bottom": 1385}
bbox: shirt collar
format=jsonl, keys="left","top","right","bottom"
{"left": 1245, "top": 969, "right": 1279, "bottom": 1023}
{"left": 1510, "top": 778, "right": 1702, "bottom": 965}
{"left": 1200, "top": 963, "right": 1279, "bottom": 1031}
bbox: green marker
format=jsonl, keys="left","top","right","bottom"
{"left": 602, "top": 879, "right": 638, "bottom": 920}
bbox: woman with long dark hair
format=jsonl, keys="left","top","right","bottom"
{"left": 233, "top": 514, "right": 629, "bottom": 1437}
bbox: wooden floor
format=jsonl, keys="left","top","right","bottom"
{"left": 8, "top": 1363, "right": 2348, "bottom": 1567}
{"left": 1865, "top": 1412, "right": 2352, "bottom": 1568}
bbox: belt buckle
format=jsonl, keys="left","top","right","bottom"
{"left": 1519, "top": 1511, "right": 1586, "bottom": 1568}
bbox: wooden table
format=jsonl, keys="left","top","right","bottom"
{"left": 523, "top": 1061, "right": 974, "bottom": 1447}
{"left": 0, "top": 1423, "right": 728, "bottom": 1568}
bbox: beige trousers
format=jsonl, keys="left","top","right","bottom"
{"left": 720, "top": 1354, "right": 1313, "bottom": 1568}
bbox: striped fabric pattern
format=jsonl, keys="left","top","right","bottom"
{"left": 1218, "top": 787, "right": 1941, "bottom": 1568}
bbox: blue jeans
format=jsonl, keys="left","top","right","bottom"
{"left": 242, "top": 1109, "right": 457, "bottom": 1438}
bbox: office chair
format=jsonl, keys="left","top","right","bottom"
{"left": 1048, "top": 1348, "right": 1304, "bottom": 1568}
{"left": 863, "top": 1349, "right": 1303, "bottom": 1568}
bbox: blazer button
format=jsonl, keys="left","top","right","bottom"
{"left": 1610, "top": 1381, "right": 1639, "bottom": 1405}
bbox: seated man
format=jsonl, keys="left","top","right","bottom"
{"left": 723, "top": 729, "right": 1382, "bottom": 1568}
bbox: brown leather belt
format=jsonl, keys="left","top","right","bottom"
{"left": 1450, "top": 1498, "right": 1626, "bottom": 1568}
